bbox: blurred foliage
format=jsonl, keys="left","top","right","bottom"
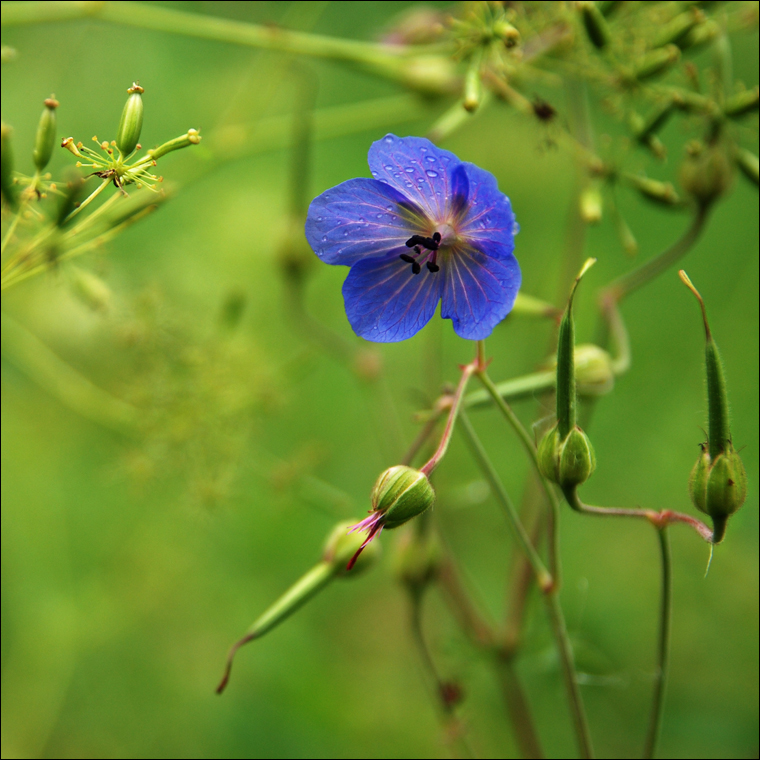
{"left": 1, "top": 2, "right": 758, "bottom": 758}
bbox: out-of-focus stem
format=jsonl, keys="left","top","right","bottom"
{"left": 1, "top": 313, "right": 140, "bottom": 435}
{"left": 602, "top": 206, "right": 710, "bottom": 303}
{"left": 643, "top": 527, "right": 672, "bottom": 760}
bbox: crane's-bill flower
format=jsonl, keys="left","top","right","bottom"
{"left": 305, "top": 134, "right": 521, "bottom": 342}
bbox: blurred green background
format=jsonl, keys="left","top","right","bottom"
{"left": 1, "top": 2, "right": 757, "bottom": 758}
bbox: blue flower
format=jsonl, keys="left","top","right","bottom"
{"left": 305, "top": 134, "right": 520, "bottom": 343}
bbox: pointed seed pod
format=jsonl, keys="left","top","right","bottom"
{"left": 116, "top": 83, "right": 144, "bottom": 157}
{"left": 33, "top": 96, "right": 59, "bottom": 171}
{"left": 680, "top": 271, "right": 747, "bottom": 543}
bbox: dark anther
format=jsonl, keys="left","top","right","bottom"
{"left": 426, "top": 262, "right": 440, "bottom": 273}
{"left": 405, "top": 233, "right": 440, "bottom": 251}
{"left": 412, "top": 262, "right": 421, "bottom": 275}
{"left": 413, "top": 245, "right": 421, "bottom": 253}
{"left": 399, "top": 253, "right": 416, "bottom": 264}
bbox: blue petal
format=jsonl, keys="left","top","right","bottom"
{"left": 440, "top": 243, "right": 521, "bottom": 340}
{"left": 306, "top": 178, "right": 416, "bottom": 267}
{"left": 342, "top": 252, "right": 444, "bottom": 342}
{"left": 458, "top": 162, "right": 517, "bottom": 258}
{"left": 367, "top": 134, "right": 463, "bottom": 222}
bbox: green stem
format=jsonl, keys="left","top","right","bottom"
{"left": 544, "top": 592, "right": 595, "bottom": 759}
{"left": 458, "top": 412, "right": 593, "bottom": 758}
{"left": 474, "top": 369, "right": 563, "bottom": 579}
{"left": 644, "top": 528, "right": 672, "bottom": 760}
{"left": 1, "top": 206, "right": 23, "bottom": 257}
{"left": 457, "top": 411, "right": 552, "bottom": 592}
{"left": 602, "top": 206, "right": 710, "bottom": 303}
{"left": 464, "top": 370, "right": 556, "bottom": 409}
{"left": 562, "top": 487, "right": 715, "bottom": 542}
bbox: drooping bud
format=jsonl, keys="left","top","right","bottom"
{"left": 538, "top": 423, "right": 597, "bottom": 488}
{"left": 734, "top": 147, "right": 759, "bottom": 187}
{"left": 1, "top": 121, "right": 17, "bottom": 208}
{"left": 116, "top": 83, "right": 144, "bottom": 157}
{"left": 463, "top": 48, "right": 484, "bottom": 113}
{"left": 371, "top": 465, "right": 435, "bottom": 529}
{"left": 32, "top": 96, "right": 59, "bottom": 172}
{"left": 578, "top": 1, "right": 610, "bottom": 50}
{"left": 680, "top": 271, "right": 747, "bottom": 542}
{"left": 679, "top": 140, "right": 732, "bottom": 207}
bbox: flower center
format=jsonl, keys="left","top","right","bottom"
{"left": 400, "top": 231, "right": 441, "bottom": 274}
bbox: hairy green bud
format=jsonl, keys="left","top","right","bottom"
{"left": 371, "top": 465, "right": 435, "bottom": 529}
{"left": 538, "top": 423, "right": 597, "bottom": 488}
{"left": 116, "top": 83, "right": 144, "bottom": 156}
{"left": 689, "top": 445, "right": 747, "bottom": 542}
{"left": 33, "top": 96, "right": 58, "bottom": 172}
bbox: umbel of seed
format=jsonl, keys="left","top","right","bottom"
{"left": 400, "top": 232, "right": 441, "bottom": 274}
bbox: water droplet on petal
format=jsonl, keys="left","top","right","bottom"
{"left": 425, "top": 155, "right": 436, "bottom": 163}
{"left": 385, "top": 136, "right": 394, "bottom": 143}
{"left": 425, "top": 169, "right": 438, "bottom": 178}
{"left": 385, "top": 205, "right": 393, "bottom": 211}
{"left": 404, "top": 167, "right": 414, "bottom": 173}
{"left": 384, "top": 165, "right": 393, "bottom": 171}
{"left": 513, "top": 222, "right": 520, "bottom": 234}
{"left": 322, "top": 236, "right": 327, "bottom": 242}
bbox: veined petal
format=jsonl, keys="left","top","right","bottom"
{"left": 368, "top": 134, "right": 462, "bottom": 222}
{"left": 440, "top": 243, "right": 521, "bottom": 340}
{"left": 458, "top": 162, "right": 517, "bottom": 257}
{"left": 306, "top": 178, "right": 416, "bottom": 266}
{"left": 342, "top": 252, "right": 444, "bottom": 342}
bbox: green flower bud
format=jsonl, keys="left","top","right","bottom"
{"left": 493, "top": 20, "right": 520, "bottom": 48}
{"left": 538, "top": 423, "right": 597, "bottom": 488}
{"left": 69, "top": 266, "right": 112, "bottom": 312}
{"left": 578, "top": 1, "right": 610, "bottom": 50}
{"left": 679, "top": 140, "right": 732, "bottom": 206}
{"left": 116, "top": 83, "right": 144, "bottom": 157}
{"left": 147, "top": 129, "right": 201, "bottom": 160}
{"left": 371, "top": 465, "right": 435, "bottom": 529}
{"left": 632, "top": 45, "right": 680, "bottom": 81}
{"left": 734, "top": 147, "right": 759, "bottom": 187}
{"left": 33, "top": 96, "right": 58, "bottom": 172}
{"left": 55, "top": 169, "right": 85, "bottom": 227}
{"left": 677, "top": 19, "right": 719, "bottom": 51}
{"left": 323, "top": 520, "right": 380, "bottom": 577}
{"left": 1, "top": 121, "right": 17, "bottom": 208}
{"left": 689, "top": 445, "right": 747, "bottom": 542}
{"left": 723, "top": 86, "right": 760, "bottom": 119}
{"left": 463, "top": 48, "right": 484, "bottom": 113}
{"left": 632, "top": 101, "right": 675, "bottom": 144}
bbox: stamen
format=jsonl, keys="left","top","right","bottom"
{"left": 412, "top": 262, "right": 421, "bottom": 275}
{"left": 400, "top": 253, "right": 416, "bottom": 264}
{"left": 432, "top": 231, "right": 441, "bottom": 244}
{"left": 426, "top": 261, "right": 440, "bottom": 273}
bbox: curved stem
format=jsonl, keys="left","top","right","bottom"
{"left": 602, "top": 206, "right": 710, "bottom": 303}
{"left": 644, "top": 527, "right": 672, "bottom": 760}
{"left": 562, "top": 487, "right": 714, "bottom": 543}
